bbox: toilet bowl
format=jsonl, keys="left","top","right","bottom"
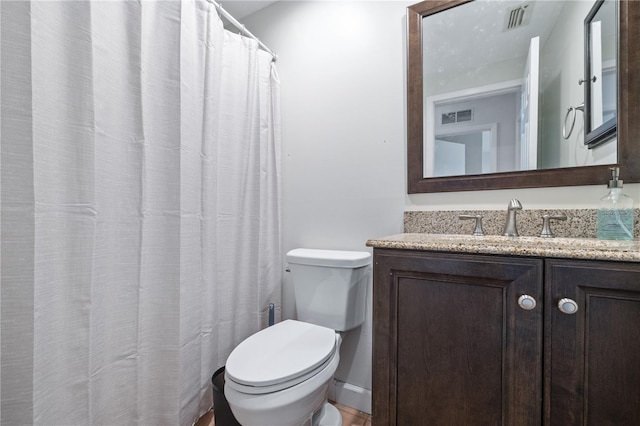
{"left": 224, "top": 248, "right": 372, "bottom": 426}
{"left": 224, "top": 320, "right": 342, "bottom": 426}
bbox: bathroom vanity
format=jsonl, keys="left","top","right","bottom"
{"left": 367, "top": 234, "right": 640, "bottom": 425}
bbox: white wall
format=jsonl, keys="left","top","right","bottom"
{"left": 243, "top": 1, "right": 409, "bottom": 408}
{"left": 242, "top": 0, "right": 640, "bottom": 410}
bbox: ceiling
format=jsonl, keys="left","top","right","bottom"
{"left": 220, "top": 1, "right": 278, "bottom": 20}
{"left": 422, "top": 0, "right": 565, "bottom": 78}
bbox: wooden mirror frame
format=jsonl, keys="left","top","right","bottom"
{"left": 407, "top": 0, "right": 640, "bottom": 194}
{"left": 584, "top": 0, "right": 617, "bottom": 148}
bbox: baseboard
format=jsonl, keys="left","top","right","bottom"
{"left": 328, "top": 379, "right": 371, "bottom": 414}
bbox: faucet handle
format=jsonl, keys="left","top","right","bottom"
{"left": 459, "top": 214, "right": 484, "bottom": 236}
{"left": 539, "top": 213, "right": 568, "bottom": 238}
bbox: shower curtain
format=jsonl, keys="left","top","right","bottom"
{"left": 0, "top": 1, "right": 281, "bottom": 424}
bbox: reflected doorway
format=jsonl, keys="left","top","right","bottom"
{"left": 434, "top": 126, "right": 496, "bottom": 177}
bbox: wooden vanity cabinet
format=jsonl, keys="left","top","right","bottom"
{"left": 545, "top": 259, "right": 640, "bottom": 426}
{"left": 372, "top": 249, "right": 544, "bottom": 425}
{"left": 372, "top": 249, "right": 640, "bottom": 426}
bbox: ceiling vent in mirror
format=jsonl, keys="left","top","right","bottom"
{"left": 441, "top": 109, "right": 473, "bottom": 125}
{"left": 504, "top": 2, "right": 534, "bottom": 30}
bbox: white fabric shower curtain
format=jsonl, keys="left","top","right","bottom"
{"left": 0, "top": 1, "right": 281, "bottom": 424}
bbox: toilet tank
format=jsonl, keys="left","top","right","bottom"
{"left": 286, "top": 248, "right": 372, "bottom": 332}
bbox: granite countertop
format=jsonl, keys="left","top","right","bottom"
{"left": 366, "top": 233, "right": 640, "bottom": 262}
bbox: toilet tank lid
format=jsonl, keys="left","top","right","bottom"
{"left": 286, "top": 248, "right": 371, "bottom": 268}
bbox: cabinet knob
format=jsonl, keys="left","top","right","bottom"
{"left": 558, "top": 298, "right": 579, "bottom": 314}
{"left": 517, "top": 294, "right": 537, "bottom": 310}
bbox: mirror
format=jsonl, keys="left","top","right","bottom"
{"left": 407, "top": 0, "right": 640, "bottom": 193}
{"left": 584, "top": 0, "right": 617, "bottom": 147}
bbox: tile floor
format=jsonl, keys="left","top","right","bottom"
{"left": 195, "top": 401, "right": 371, "bottom": 426}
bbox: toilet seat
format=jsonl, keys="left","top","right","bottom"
{"left": 225, "top": 320, "right": 337, "bottom": 395}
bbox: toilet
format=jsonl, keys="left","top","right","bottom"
{"left": 224, "top": 248, "right": 372, "bottom": 426}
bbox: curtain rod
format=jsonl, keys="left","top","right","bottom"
{"left": 207, "top": 0, "right": 278, "bottom": 62}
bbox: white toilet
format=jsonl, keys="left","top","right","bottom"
{"left": 224, "top": 248, "right": 372, "bottom": 426}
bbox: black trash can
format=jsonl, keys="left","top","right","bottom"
{"left": 211, "top": 366, "right": 242, "bottom": 426}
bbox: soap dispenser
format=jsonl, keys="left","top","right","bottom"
{"left": 597, "top": 167, "right": 635, "bottom": 240}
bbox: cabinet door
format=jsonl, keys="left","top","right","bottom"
{"left": 373, "top": 249, "right": 543, "bottom": 426}
{"left": 546, "top": 259, "right": 640, "bottom": 426}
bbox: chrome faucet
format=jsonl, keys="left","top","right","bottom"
{"left": 503, "top": 199, "right": 523, "bottom": 237}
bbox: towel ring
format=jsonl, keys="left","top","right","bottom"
{"left": 562, "top": 102, "right": 584, "bottom": 140}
